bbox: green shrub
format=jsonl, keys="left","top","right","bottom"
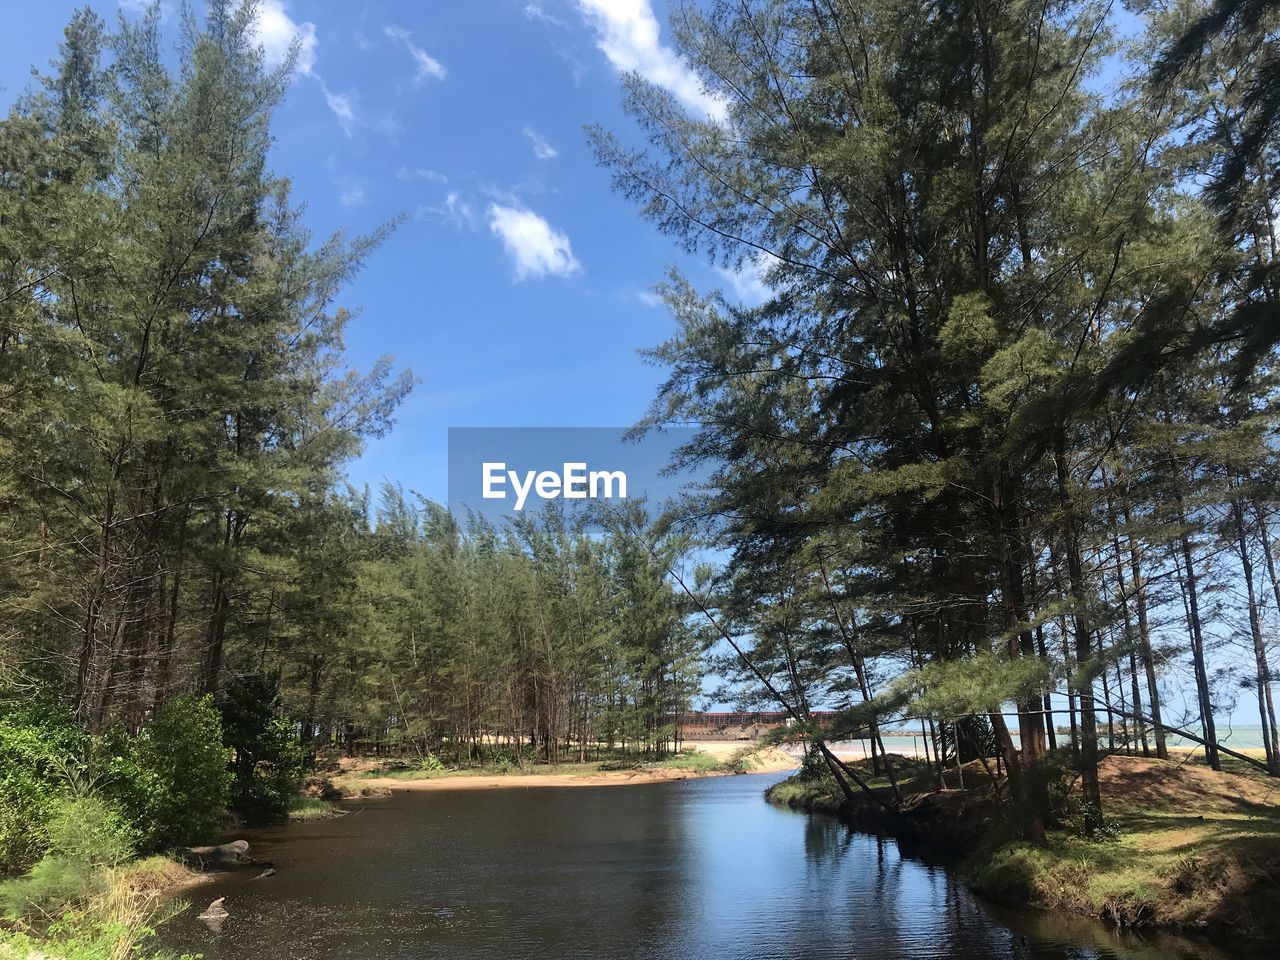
{"left": 798, "top": 742, "right": 835, "bottom": 782}
{"left": 218, "top": 675, "right": 304, "bottom": 824}
{"left": 411, "top": 753, "right": 446, "bottom": 773}
{"left": 1012, "top": 751, "right": 1119, "bottom": 841}
{"left": 0, "top": 795, "right": 136, "bottom": 918}
{"left": 0, "top": 698, "right": 86, "bottom": 873}
{"left": 0, "top": 899, "right": 195, "bottom": 960}
{"left": 102, "top": 695, "right": 231, "bottom": 849}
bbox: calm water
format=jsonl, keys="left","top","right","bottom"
{"left": 159, "top": 772, "right": 1263, "bottom": 960}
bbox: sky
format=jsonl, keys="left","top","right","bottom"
{"left": 0, "top": 0, "right": 761, "bottom": 504}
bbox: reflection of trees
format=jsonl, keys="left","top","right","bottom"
{"left": 801, "top": 813, "right": 854, "bottom": 867}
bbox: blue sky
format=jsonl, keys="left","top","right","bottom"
{"left": 0, "top": 0, "right": 760, "bottom": 503}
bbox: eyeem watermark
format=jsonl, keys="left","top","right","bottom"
{"left": 482, "top": 462, "right": 627, "bottom": 511}
{"left": 448, "top": 427, "right": 700, "bottom": 525}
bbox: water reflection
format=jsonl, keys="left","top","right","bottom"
{"left": 159, "top": 773, "right": 1263, "bottom": 960}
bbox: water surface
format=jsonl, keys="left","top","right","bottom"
{"left": 160, "top": 772, "right": 1263, "bottom": 960}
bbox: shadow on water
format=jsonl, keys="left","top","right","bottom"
{"left": 159, "top": 772, "right": 1267, "bottom": 960}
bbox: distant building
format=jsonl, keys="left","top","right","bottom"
{"left": 676, "top": 710, "right": 840, "bottom": 739}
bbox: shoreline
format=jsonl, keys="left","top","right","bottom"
{"left": 765, "top": 753, "right": 1280, "bottom": 943}
{"left": 337, "top": 743, "right": 798, "bottom": 794}
{"left": 156, "top": 744, "right": 799, "bottom": 901}
{"left": 354, "top": 764, "right": 790, "bottom": 792}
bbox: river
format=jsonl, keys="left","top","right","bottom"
{"left": 159, "top": 771, "right": 1265, "bottom": 960}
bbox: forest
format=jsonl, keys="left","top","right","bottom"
{"left": 587, "top": 0, "right": 1280, "bottom": 840}
{"left": 0, "top": 0, "right": 701, "bottom": 885}
{"left": 2, "top": 0, "right": 1280, "bottom": 953}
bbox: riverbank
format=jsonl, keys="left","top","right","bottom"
{"left": 326, "top": 742, "right": 797, "bottom": 795}
{"left": 0, "top": 855, "right": 211, "bottom": 960}
{"left": 766, "top": 752, "right": 1280, "bottom": 941}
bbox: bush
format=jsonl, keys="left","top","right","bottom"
{"left": 1016, "top": 751, "right": 1119, "bottom": 841}
{"left": 955, "top": 715, "right": 996, "bottom": 763}
{"left": 102, "top": 695, "right": 231, "bottom": 850}
{"left": 218, "top": 675, "right": 304, "bottom": 824}
{"left": 798, "top": 742, "right": 835, "bottom": 782}
{"left": 415, "top": 753, "right": 445, "bottom": 773}
{"left": 0, "top": 698, "right": 87, "bottom": 873}
{"left": 0, "top": 795, "right": 136, "bottom": 918}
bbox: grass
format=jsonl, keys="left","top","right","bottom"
{"left": 645, "top": 749, "right": 730, "bottom": 773}
{"left": 286, "top": 796, "right": 339, "bottom": 821}
{"left": 764, "top": 776, "right": 845, "bottom": 814}
{"left": 763, "top": 753, "right": 942, "bottom": 822}
{"left": 0, "top": 855, "right": 200, "bottom": 960}
{"left": 110, "top": 856, "right": 201, "bottom": 898}
{"left": 361, "top": 760, "right": 610, "bottom": 780}
{"left": 971, "top": 755, "right": 1280, "bottom": 936}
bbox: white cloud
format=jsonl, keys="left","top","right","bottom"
{"left": 523, "top": 126, "right": 559, "bottom": 160}
{"left": 320, "top": 81, "right": 358, "bottom": 137}
{"left": 561, "top": 51, "right": 589, "bottom": 87}
{"left": 338, "top": 183, "right": 365, "bottom": 207}
{"left": 384, "top": 25, "right": 447, "bottom": 83}
{"left": 444, "top": 192, "right": 480, "bottom": 230}
{"left": 488, "top": 204, "right": 582, "bottom": 280}
{"left": 636, "top": 290, "right": 664, "bottom": 308}
{"left": 717, "top": 251, "right": 776, "bottom": 305}
{"left": 251, "top": 0, "right": 317, "bottom": 76}
{"left": 525, "top": 3, "right": 569, "bottom": 28}
{"left": 575, "top": 0, "right": 726, "bottom": 122}
{"left": 119, "top": 0, "right": 166, "bottom": 15}
{"left": 397, "top": 166, "right": 449, "bottom": 184}
{"left": 419, "top": 191, "right": 480, "bottom": 231}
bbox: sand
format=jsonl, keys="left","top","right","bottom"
{"left": 347, "top": 743, "right": 798, "bottom": 793}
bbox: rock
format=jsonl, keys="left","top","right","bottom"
{"left": 179, "top": 839, "right": 270, "bottom": 871}
{"left": 197, "top": 897, "right": 229, "bottom": 920}
{"left": 251, "top": 867, "right": 276, "bottom": 880}
{"left": 197, "top": 896, "right": 229, "bottom": 931}
{"left": 216, "top": 840, "right": 250, "bottom": 860}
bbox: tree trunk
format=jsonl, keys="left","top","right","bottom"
{"left": 1054, "top": 434, "right": 1102, "bottom": 824}
{"left": 1173, "top": 500, "right": 1220, "bottom": 771}
{"left": 1232, "top": 498, "right": 1279, "bottom": 773}
{"left": 1250, "top": 498, "right": 1280, "bottom": 765}
{"left": 1025, "top": 546, "right": 1057, "bottom": 750}
{"left": 1120, "top": 485, "right": 1167, "bottom": 758}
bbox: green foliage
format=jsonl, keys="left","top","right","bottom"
{"left": 0, "top": 0, "right": 409, "bottom": 750}
{"left": 218, "top": 675, "right": 304, "bottom": 825}
{"left": 798, "top": 743, "right": 835, "bottom": 784}
{"left": 286, "top": 796, "right": 337, "bottom": 820}
{"left": 648, "top": 749, "right": 723, "bottom": 772}
{"left": 954, "top": 716, "right": 995, "bottom": 765}
{"left": 0, "top": 925, "right": 194, "bottom": 960}
{"left": 895, "top": 652, "right": 1054, "bottom": 721}
{"left": 764, "top": 772, "right": 844, "bottom": 814}
{"left": 588, "top": 0, "right": 1280, "bottom": 833}
{"left": 0, "top": 870, "right": 195, "bottom": 960}
{"left": 0, "top": 795, "right": 135, "bottom": 918}
{"left": 0, "top": 699, "right": 87, "bottom": 873}
{"left": 101, "top": 695, "right": 230, "bottom": 850}
{"left": 414, "top": 753, "right": 445, "bottom": 773}
{"left": 332, "top": 496, "right": 701, "bottom": 767}
{"left": 1009, "top": 752, "right": 1119, "bottom": 843}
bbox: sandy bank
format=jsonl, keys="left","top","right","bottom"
{"left": 345, "top": 743, "right": 797, "bottom": 793}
